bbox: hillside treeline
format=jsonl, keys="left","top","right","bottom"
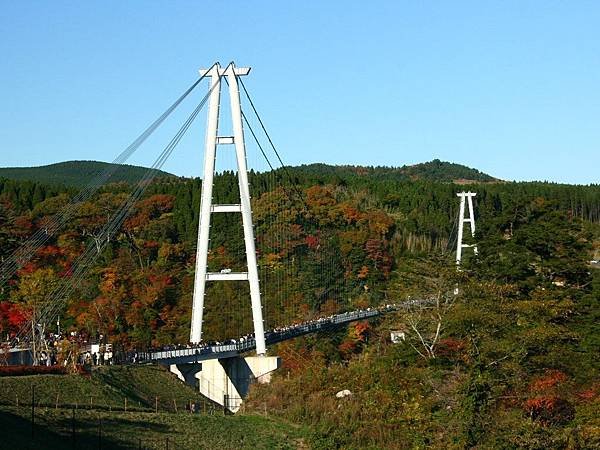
{"left": 0, "top": 167, "right": 599, "bottom": 448}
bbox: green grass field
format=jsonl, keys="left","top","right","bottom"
{"left": 0, "top": 365, "right": 309, "bottom": 449}
{"left": 0, "top": 406, "right": 306, "bottom": 450}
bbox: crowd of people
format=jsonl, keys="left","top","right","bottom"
{"left": 130, "top": 303, "right": 400, "bottom": 362}
{"left": 5, "top": 303, "right": 404, "bottom": 366}
{"left": 4, "top": 329, "right": 114, "bottom": 367}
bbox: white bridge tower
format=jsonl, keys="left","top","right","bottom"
{"left": 190, "top": 63, "right": 266, "bottom": 356}
{"left": 456, "top": 191, "right": 478, "bottom": 265}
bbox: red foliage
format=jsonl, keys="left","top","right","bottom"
{"left": 353, "top": 321, "right": 370, "bottom": 342}
{"left": 341, "top": 204, "right": 362, "bottom": 224}
{"left": 278, "top": 342, "right": 315, "bottom": 374}
{"left": 364, "top": 238, "right": 392, "bottom": 277}
{"left": 148, "top": 274, "right": 173, "bottom": 286}
{"left": 0, "top": 301, "right": 29, "bottom": 331}
{"left": 436, "top": 337, "right": 467, "bottom": 357}
{"left": 17, "top": 262, "right": 37, "bottom": 276}
{"left": 338, "top": 339, "right": 358, "bottom": 359}
{"left": 125, "top": 194, "right": 175, "bottom": 230}
{"left": 59, "top": 263, "right": 73, "bottom": 278}
{"left": 529, "top": 369, "right": 568, "bottom": 393}
{"left": 577, "top": 388, "right": 598, "bottom": 401}
{"left": 36, "top": 245, "right": 63, "bottom": 259}
{"left": 13, "top": 216, "right": 33, "bottom": 236}
{"left": 0, "top": 365, "right": 68, "bottom": 377}
{"left": 523, "top": 396, "right": 575, "bottom": 425}
{"left": 305, "top": 235, "right": 319, "bottom": 249}
{"left": 576, "top": 382, "right": 600, "bottom": 402}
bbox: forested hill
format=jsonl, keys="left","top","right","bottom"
{"left": 0, "top": 159, "right": 495, "bottom": 190}
{"left": 0, "top": 158, "right": 599, "bottom": 448}
{"left": 286, "top": 159, "right": 498, "bottom": 183}
{"left": 0, "top": 161, "right": 175, "bottom": 187}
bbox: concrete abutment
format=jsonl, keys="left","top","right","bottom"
{"left": 169, "top": 355, "right": 280, "bottom": 412}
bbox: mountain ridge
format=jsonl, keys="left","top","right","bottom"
{"left": 0, "top": 160, "right": 176, "bottom": 187}
{"left": 0, "top": 159, "right": 498, "bottom": 187}
{"left": 286, "top": 159, "right": 499, "bottom": 183}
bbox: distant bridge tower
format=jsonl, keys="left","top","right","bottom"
{"left": 190, "top": 63, "right": 266, "bottom": 356}
{"left": 456, "top": 191, "right": 478, "bottom": 265}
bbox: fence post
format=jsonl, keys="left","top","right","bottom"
{"left": 124, "top": 397, "right": 127, "bottom": 412}
{"left": 98, "top": 418, "right": 102, "bottom": 450}
{"left": 155, "top": 396, "right": 158, "bottom": 414}
{"left": 173, "top": 399, "right": 177, "bottom": 413}
{"left": 31, "top": 384, "right": 35, "bottom": 438}
{"left": 71, "top": 407, "right": 76, "bottom": 450}
{"left": 56, "top": 393, "right": 59, "bottom": 410}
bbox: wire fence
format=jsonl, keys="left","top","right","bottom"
{"left": 2, "top": 405, "right": 197, "bottom": 450}
{"left": 0, "top": 384, "right": 224, "bottom": 415}
{"left": 0, "top": 389, "right": 243, "bottom": 449}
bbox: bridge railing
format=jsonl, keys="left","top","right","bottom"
{"left": 124, "top": 302, "right": 436, "bottom": 364}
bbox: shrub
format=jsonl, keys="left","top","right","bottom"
{"left": 0, "top": 365, "right": 67, "bottom": 377}
{"left": 523, "top": 396, "right": 575, "bottom": 425}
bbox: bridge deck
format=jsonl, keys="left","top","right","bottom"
{"left": 131, "top": 307, "right": 390, "bottom": 365}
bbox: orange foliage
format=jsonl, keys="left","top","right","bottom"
{"left": 529, "top": 369, "right": 568, "bottom": 393}
{"left": 353, "top": 321, "right": 370, "bottom": 342}
{"left": 523, "top": 396, "right": 574, "bottom": 425}
{"left": 13, "top": 216, "right": 33, "bottom": 236}
{"left": 277, "top": 341, "right": 323, "bottom": 374}
{"left": 576, "top": 382, "right": 600, "bottom": 402}
{"left": 125, "top": 194, "right": 175, "bottom": 230}
{"left": 305, "top": 185, "right": 336, "bottom": 208}
{"left": 0, "top": 301, "right": 28, "bottom": 331}
{"left": 357, "top": 265, "right": 369, "bottom": 279}
{"left": 338, "top": 339, "right": 357, "bottom": 359}
{"left": 366, "top": 210, "right": 394, "bottom": 236}
{"left": 264, "top": 253, "right": 282, "bottom": 268}
{"left": 340, "top": 203, "right": 362, "bottom": 224}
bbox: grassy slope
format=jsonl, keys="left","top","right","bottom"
{"left": 0, "top": 407, "right": 305, "bottom": 450}
{"left": 0, "top": 365, "right": 213, "bottom": 412}
{"left": 0, "top": 160, "right": 175, "bottom": 187}
{"left": 0, "top": 365, "right": 308, "bottom": 449}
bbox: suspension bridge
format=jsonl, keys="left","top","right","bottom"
{"left": 1, "top": 62, "right": 475, "bottom": 412}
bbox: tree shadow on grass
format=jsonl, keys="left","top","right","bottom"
{"left": 0, "top": 408, "right": 140, "bottom": 450}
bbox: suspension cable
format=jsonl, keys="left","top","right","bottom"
{"left": 12, "top": 65, "right": 228, "bottom": 345}
{"left": 0, "top": 62, "right": 219, "bottom": 287}
{"left": 235, "top": 75, "right": 310, "bottom": 211}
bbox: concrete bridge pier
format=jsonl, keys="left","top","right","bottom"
{"left": 169, "top": 355, "right": 280, "bottom": 412}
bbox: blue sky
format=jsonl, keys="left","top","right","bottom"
{"left": 1, "top": 1, "right": 599, "bottom": 184}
